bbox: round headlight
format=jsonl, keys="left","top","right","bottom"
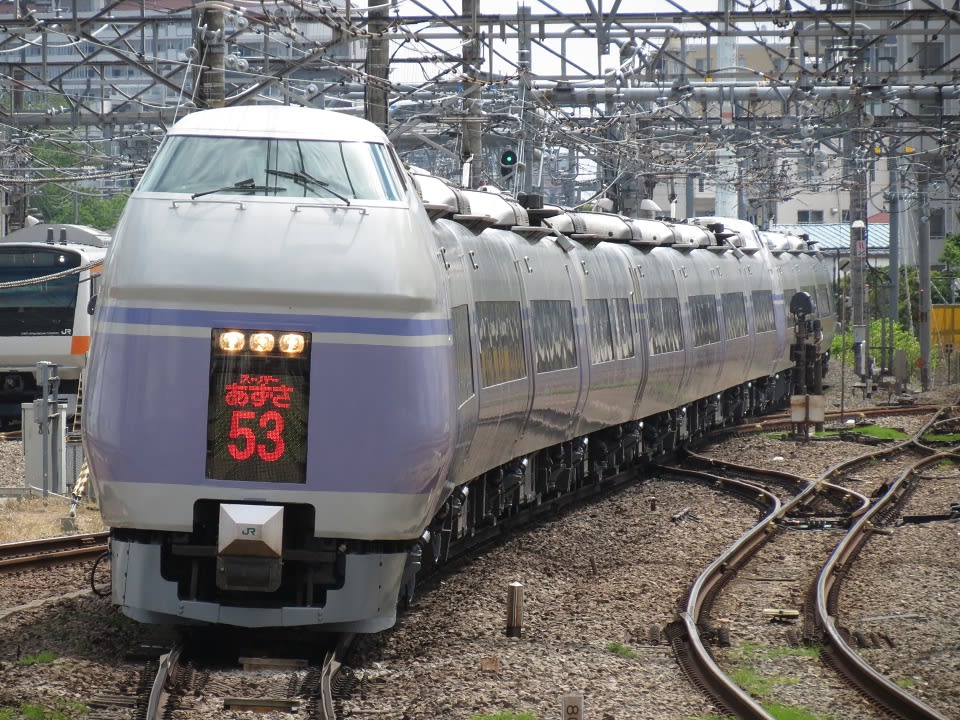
{"left": 249, "top": 332, "right": 276, "bottom": 353}
{"left": 219, "top": 331, "right": 245, "bottom": 352}
{"left": 278, "top": 333, "right": 305, "bottom": 354}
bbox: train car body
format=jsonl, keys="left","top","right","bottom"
{"left": 84, "top": 106, "right": 835, "bottom": 632}
{"left": 0, "top": 224, "right": 108, "bottom": 424}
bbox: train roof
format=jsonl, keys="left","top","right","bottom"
{"left": 0, "top": 223, "right": 111, "bottom": 248}
{"left": 168, "top": 106, "right": 390, "bottom": 143}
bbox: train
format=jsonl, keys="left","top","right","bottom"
{"left": 83, "top": 105, "right": 835, "bottom": 632}
{"left": 0, "top": 224, "right": 108, "bottom": 426}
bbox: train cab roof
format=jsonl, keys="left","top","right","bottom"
{"left": 0, "top": 223, "right": 111, "bottom": 248}
{"left": 167, "top": 106, "right": 390, "bottom": 143}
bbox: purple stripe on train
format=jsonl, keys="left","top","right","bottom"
{"left": 100, "top": 306, "right": 451, "bottom": 336}
{"left": 85, "top": 332, "right": 455, "bottom": 495}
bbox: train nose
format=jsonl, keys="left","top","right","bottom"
{"left": 216, "top": 504, "right": 284, "bottom": 592}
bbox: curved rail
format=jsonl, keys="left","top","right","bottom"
{"left": 0, "top": 531, "right": 109, "bottom": 573}
{"left": 814, "top": 446, "right": 955, "bottom": 720}
{"left": 146, "top": 641, "right": 184, "bottom": 720}
{"left": 317, "top": 633, "right": 354, "bottom": 720}
{"left": 663, "top": 410, "right": 947, "bottom": 720}
{"left": 695, "top": 405, "right": 952, "bottom": 719}
{"left": 656, "top": 466, "right": 782, "bottom": 719}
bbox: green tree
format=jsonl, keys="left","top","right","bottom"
{"left": 23, "top": 134, "right": 131, "bottom": 231}
{"left": 830, "top": 318, "right": 924, "bottom": 373}
{"left": 939, "top": 231, "right": 960, "bottom": 270}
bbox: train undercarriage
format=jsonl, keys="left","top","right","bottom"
{"left": 405, "top": 370, "right": 798, "bottom": 604}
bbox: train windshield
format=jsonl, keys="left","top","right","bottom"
{"left": 0, "top": 247, "right": 80, "bottom": 336}
{"left": 139, "top": 136, "right": 405, "bottom": 201}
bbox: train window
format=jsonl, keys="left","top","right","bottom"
{"left": 648, "top": 297, "right": 683, "bottom": 355}
{"left": 752, "top": 290, "right": 776, "bottom": 332}
{"left": 476, "top": 301, "right": 526, "bottom": 387}
{"left": 690, "top": 294, "right": 720, "bottom": 346}
{"left": 817, "top": 285, "right": 833, "bottom": 316}
{"left": 531, "top": 300, "right": 577, "bottom": 373}
{"left": 609, "top": 298, "right": 635, "bottom": 359}
{"left": 139, "top": 136, "right": 404, "bottom": 201}
{"left": 802, "top": 286, "right": 818, "bottom": 315}
{"left": 587, "top": 299, "right": 614, "bottom": 363}
{"left": 721, "top": 292, "right": 748, "bottom": 339}
{"left": 387, "top": 145, "right": 409, "bottom": 191}
{"left": 452, "top": 304, "right": 474, "bottom": 403}
{"left": 0, "top": 247, "right": 81, "bottom": 336}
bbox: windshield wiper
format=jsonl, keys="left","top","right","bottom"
{"left": 265, "top": 169, "right": 352, "bottom": 205}
{"left": 191, "top": 178, "right": 286, "bottom": 200}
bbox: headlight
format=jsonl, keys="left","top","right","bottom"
{"left": 249, "top": 332, "right": 275, "bottom": 353}
{"left": 218, "top": 330, "right": 245, "bottom": 352}
{"left": 278, "top": 333, "right": 305, "bottom": 354}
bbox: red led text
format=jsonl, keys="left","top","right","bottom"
{"left": 223, "top": 375, "right": 294, "bottom": 463}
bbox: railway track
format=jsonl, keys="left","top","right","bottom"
{"left": 663, "top": 405, "right": 958, "bottom": 719}
{"left": 120, "top": 631, "right": 354, "bottom": 720}
{"left": 717, "top": 403, "right": 942, "bottom": 435}
{"left": 0, "top": 531, "right": 108, "bottom": 574}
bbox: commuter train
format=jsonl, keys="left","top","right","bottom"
{"left": 84, "top": 106, "right": 835, "bottom": 632}
{"left": 0, "top": 224, "right": 108, "bottom": 426}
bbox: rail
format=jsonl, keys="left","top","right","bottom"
{"left": 0, "top": 531, "right": 109, "bottom": 573}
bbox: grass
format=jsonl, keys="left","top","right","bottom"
{"left": 897, "top": 677, "right": 916, "bottom": 689}
{"left": 0, "top": 496, "right": 105, "bottom": 543}
{"left": 17, "top": 651, "right": 58, "bottom": 666}
{"left": 815, "top": 424, "right": 909, "bottom": 441}
{"left": 921, "top": 432, "right": 960, "bottom": 443}
{"left": 761, "top": 703, "right": 838, "bottom": 720}
{"left": 724, "top": 643, "right": 837, "bottom": 720}
{"left": 605, "top": 641, "right": 639, "bottom": 659}
{"left": 0, "top": 699, "right": 89, "bottom": 720}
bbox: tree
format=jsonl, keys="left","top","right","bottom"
{"left": 830, "top": 318, "right": 924, "bottom": 374}
{"left": 20, "top": 135, "right": 130, "bottom": 231}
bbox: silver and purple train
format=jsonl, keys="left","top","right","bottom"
{"left": 84, "top": 106, "right": 835, "bottom": 632}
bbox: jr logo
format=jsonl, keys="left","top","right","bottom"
{"left": 241, "top": 527, "right": 257, "bottom": 536}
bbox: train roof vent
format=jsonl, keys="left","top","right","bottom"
{"left": 543, "top": 211, "right": 637, "bottom": 245}
{"left": 625, "top": 219, "right": 674, "bottom": 246}
{"left": 762, "top": 230, "right": 809, "bottom": 254}
{"left": 411, "top": 172, "right": 469, "bottom": 220}
{"left": 685, "top": 217, "right": 766, "bottom": 254}
{"left": 457, "top": 187, "right": 530, "bottom": 230}
{"left": 667, "top": 223, "right": 714, "bottom": 250}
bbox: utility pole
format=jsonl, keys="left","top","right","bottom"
{"left": 714, "top": 0, "right": 738, "bottom": 217}
{"left": 886, "top": 155, "right": 900, "bottom": 374}
{"left": 194, "top": 1, "right": 225, "bottom": 108}
{"left": 917, "top": 166, "right": 931, "bottom": 390}
{"left": 365, "top": 1, "right": 390, "bottom": 130}
{"left": 848, "top": 89, "right": 869, "bottom": 387}
{"left": 461, "top": 0, "right": 482, "bottom": 188}
{"left": 517, "top": 4, "right": 533, "bottom": 196}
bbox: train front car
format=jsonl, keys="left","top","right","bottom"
{"left": 84, "top": 107, "right": 456, "bottom": 631}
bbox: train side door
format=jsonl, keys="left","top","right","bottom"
{"left": 628, "top": 263, "right": 650, "bottom": 420}
{"left": 437, "top": 225, "right": 480, "bottom": 486}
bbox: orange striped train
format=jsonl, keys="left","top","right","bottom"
{"left": 0, "top": 224, "right": 107, "bottom": 426}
